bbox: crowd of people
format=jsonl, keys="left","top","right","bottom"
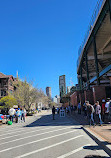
{"left": 58, "top": 98, "right": 111, "bottom": 126}
{"left": 8, "top": 106, "right": 26, "bottom": 123}
{"left": 79, "top": 98, "right": 111, "bottom": 126}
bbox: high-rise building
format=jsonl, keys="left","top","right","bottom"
{"left": 46, "top": 87, "right": 51, "bottom": 98}
{"left": 67, "top": 86, "right": 71, "bottom": 93}
{"left": 53, "top": 95, "right": 60, "bottom": 104}
{"left": 59, "top": 75, "right": 66, "bottom": 98}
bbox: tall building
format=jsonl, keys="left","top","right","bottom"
{"left": 67, "top": 86, "right": 71, "bottom": 93}
{"left": 46, "top": 87, "right": 51, "bottom": 98}
{"left": 59, "top": 75, "right": 66, "bottom": 98}
{"left": 53, "top": 95, "right": 60, "bottom": 104}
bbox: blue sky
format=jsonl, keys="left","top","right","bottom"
{"left": 0, "top": 0, "right": 98, "bottom": 97}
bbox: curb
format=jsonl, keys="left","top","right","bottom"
{"left": 68, "top": 113, "right": 111, "bottom": 157}
{"left": 82, "top": 127, "right": 111, "bottom": 157}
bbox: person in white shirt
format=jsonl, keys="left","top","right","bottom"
{"left": 9, "top": 107, "right": 16, "bottom": 122}
{"left": 105, "top": 98, "right": 110, "bottom": 123}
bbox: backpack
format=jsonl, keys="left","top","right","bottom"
{"left": 91, "top": 105, "right": 95, "bottom": 113}
{"left": 7, "top": 121, "right": 12, "bottom": 125}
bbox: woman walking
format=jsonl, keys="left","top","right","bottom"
{"left": 95, "top": 101, "right": 102, "bottom": 125}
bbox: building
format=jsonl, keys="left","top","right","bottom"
{"left": 59, "top": 75, "right": 66, "bottom": 98}
{"left": 0, "top": 72, "right": 15, "bottom": 98}
{"left": 77, "top": 0, "right": 111, "bottom": 104}
{"left": 53, "top": 97, "right": 57, "bottom": 104}
{"left": 53, "top": 95, "right": 60, "bottom": 104}
{"left": 67, "top": 86, "right": 71, "bottom": 93}
{"left": 46, "top": 87, "right": 51, "bottom": 98}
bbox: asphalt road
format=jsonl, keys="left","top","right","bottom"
{"left": 0, "top": 111, "right": 110, "bottom": 158}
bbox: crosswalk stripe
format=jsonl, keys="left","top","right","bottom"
{"left": 0, "top": 126, "right": 60, "bottom": 140}
{"left": 0, "top": 121, "right": 72, "bottom": 137}
{"left": 0, "top": 131, "right": 81, "bottom": 154}
{"left": 57, "top": 144, "right": 91, "bottom": 158}
{"left": 15, "top": 135, "right": 84, "bottom": 158}
{"left": 0, "top": 126, "right": 75, "bottom": 145}
{"left": 0, "top": 118, "right": 40, "bottom": 133}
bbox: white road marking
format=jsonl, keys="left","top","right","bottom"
{"left": 15, "top": 135, "right": 84, "bottom": 158}
{"left": 0, "top": 121, "right": 72, "bottom": 136}
{"left": 0, "top": 130, "right": 79, "bottom": 153}
{"left": 57, "top": 144, "right": 91, "bottom": 158}
{"left": 0, "top": 117, "right": 42, "bottom": 134}
{"left": 0, "top": 126, "right": 61, "bottom": 141}
{"left": 0, "top": 126, "right": 75, "bottom": 145}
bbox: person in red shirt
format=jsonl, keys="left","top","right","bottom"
{"left": 102, "top": 99, "right": 105, "bottom": 122}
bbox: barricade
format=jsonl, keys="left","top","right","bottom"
{"left": 60, "top": 110, "right": 65, "bottom": 117}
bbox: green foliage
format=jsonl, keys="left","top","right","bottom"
{"left": 0, "top": 95, "right": 17, "bottom": 109}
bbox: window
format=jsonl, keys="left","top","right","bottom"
{"left": 1, "top": 90, "right": 6, "bottom": 96}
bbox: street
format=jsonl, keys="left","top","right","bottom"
{"left": 0, "top": 111, "right": 110, "bottom": 158}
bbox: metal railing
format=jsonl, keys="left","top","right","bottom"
{"left": 77, "top": 0, "right": 106, "bottom": 69}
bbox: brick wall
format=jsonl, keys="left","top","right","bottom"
{"left": 84, "top": 89, "right": 94, "bottom": 105}
{"left": 70, "top": 91, "right": 79, "bottom": 106}
{"left": 92, "top": 86, "right": 106, "bottom": 104}
{"left": 79, "top": 91, "right": 85, "bottom": 105}
{"left": 63, "top": 102, "right": 69, "bottom": 107}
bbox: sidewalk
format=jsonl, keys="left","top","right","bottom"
{"left": 69, "top": 110, "right": 111, "bottom": 156}
{"left": 69, "top": 110, "right": 111, "bottom": 143}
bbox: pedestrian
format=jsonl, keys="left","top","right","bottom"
{"left": 15, "top": 109, "right": 18, "bottom": 123}
{"left": 21, "top": 107, "right": 26, "bottom": 122}
{"left": 8, "top": 107, "right": 16, "bottom": 123}
{"left": 101, "top": 99, "right": 106, "bottom": 122}
{"left": 52, "top": 106, "right": 55, "bottom": 120}
{"left": 16, "top": 108, "right": 22, "bottom": 123}
{"left": 95, "top": 101, "right": 102, "bottom": 125}
{"left": 68, "top": 106, "right": 71, "bottom": 115}
{"left": 78, "top": 102, "right": 81, "bottom": 114}
{"left": 57, "top": 107, "right": 60, "bottom": 115}
{"left": 66, "top": 107, "right": 68, "bottom": 114}
{"left": 83, "top": 102, "right": 87, "bottom": 116}
{"left": 86, "top": 101, "right": 95, "bottom": 126}
{"left": 105, "top": 98, "right": 110, "bottom": 123}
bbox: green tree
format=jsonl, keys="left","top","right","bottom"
{"left": 0, "top": 95, "right": 17, "bottom": 109}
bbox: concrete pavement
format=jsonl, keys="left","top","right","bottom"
{"left": 0, "top": 110, "right": 110, "bottom": 158}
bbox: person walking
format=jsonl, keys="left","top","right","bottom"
{"left": 52, "top": 106, "right": 55, "bottom": 120}
{"left": 15, "top": 109, "right": 19, "bottom": 123}
{"left": 57, "top": 107, "right": 60, "bottom": 115}
{"left": 16, "top": 108, "right": 22, "bottom": 123}
{"left": 105, "top": 98, "right": 110, "bottom": 123}
{"left": 86, "top": 101, "right": 95, "bottom": 126}
{"left": 21, "top": 107, "right": 26, "bottom": 122}
{"left": 102, "top": 99, "right": 106, "bottom": 122}
{"left": 78, "top": 102, "right": 81, "bottom": 114}
{"left": 95, "top": 101, "right": 102, "bottom": 125}
{"left": 83, "top": 102, "right": 87, "bottom": 117}
{"left": 9, "top": 107, "right": 16, "bottom": 123}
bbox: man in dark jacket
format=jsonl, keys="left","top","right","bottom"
{"left": 86, "top": 101, "right": 95, "bottom": 126}
{"left": 52, "top": 106, "right": 55, "bottom": 120}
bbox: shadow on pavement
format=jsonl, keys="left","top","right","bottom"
{"left": 83, "top": 128, "right": 111, "bottom": 157}
{"left": 83, "top": 145, "right": 103, "bottom": 150}
{"left": 24, "top": 113, "right": 79, "bottom": 127}
{"left": 84, "top": 156, "right": 109, "bottom": 158}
